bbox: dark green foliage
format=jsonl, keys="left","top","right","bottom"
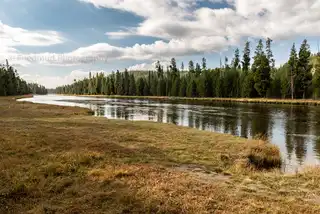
{"left": 252, "top": 40, "right": 271, "bottom": 97}
{"left": 195, "top": 63, "right": 201, "bottom": 77}
{"left": 202, "top": 57, "right": 207, "bottom": 70}
{"left": 188, "top": 60, "right": 195, "bottom": 73}
{"left": 233, "top": 48, "right": 241, "bottom": 69}
{"left": 296, "top": 39, "right": 312, "bottom": 99}
{"left": 55, "top": 39, "right": 320, "bottom": 100}
{"left": 313, "top": 55, "right": 320, "bottom": 98}
{"left": 137, "top": 77, "right": 145, "bottom": 96}
{"left": 242, "top": 41, "right": 251, "bottom": 72}
{"left": 288, "top": 44, "right": 298, "bottom": 99}
{"left": 0, "top": 60, "right": 47, "bottom": 96}
{"left": 179, "top": 76, "right": 187, "bottom": 97}
{"left": 129, "top": 74, "right": 136, "bottom": 96}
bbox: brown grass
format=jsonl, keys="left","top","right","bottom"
{"left": 0, "top": 96, "right": 320, "bottom": 213}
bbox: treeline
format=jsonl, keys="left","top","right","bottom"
{"left": 56, "top": 39, "right": 320, "bottom": 99}
{"left": 0, "top": 60, "right": 48, "bottom": 96}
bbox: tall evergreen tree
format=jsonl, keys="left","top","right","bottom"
{"left": 195, "top": 63, "right": 201, "bottom": 76}
{"left": 266, "top": 38, "right": 275, "bottom": 69}
{"left": 129, "top": 73, "right": 136, "bottom": 96}
{"left": 242, "top": 41, "right": 251, "bottom": 72}
{"left": 181, "top": 62, "right": 184, "bottom": 72}
{"left": 288, "top": 43, "right": 298, "bottom": 99}
{"left": 313, "top": 55, "right": 320, "bottom": 98}
{"left": 233, "top": 48, "right": 240, "bottom": 69}
{"left": 170, "top": 58, "right": 178, "bottom": 78}
{"left": 156, "top": 61, "right": 163, "bottom": 78}
{"left": 296, "top": 39, "right": 312, "bottom": 99}
{"left": 137, "top": 77, "right": 145, "bottom": 96}
{"left": 252, "top": 39, "right": 271, "bottom": 97}
{"left": 123, "top": 69, "right": 130, "bottom": 95}
{"left": 202, "top": 57, "right": 207, "bottom": 70}
{"left": 188, "top": 60, "right": 195, "bottom": 73}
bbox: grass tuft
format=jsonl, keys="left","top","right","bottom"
{"left": 247, "top": 140, "right": 282, "bottom": 169}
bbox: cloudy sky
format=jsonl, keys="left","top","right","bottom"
{"left": 0, "top": 0, "right": 320, "bottom": 88}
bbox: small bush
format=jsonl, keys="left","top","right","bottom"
{"left": 247, "top": 141, "right": 281, "bottom": 170}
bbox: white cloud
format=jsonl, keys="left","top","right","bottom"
{"left": 4, "top": 0, "right": 320, "bottom": 68}
{"left": 21, "top": 69, "right": 108, "bottom": 88}
{"left": 99, "top": 0, "right": 320, "bottom": 41}
{"left": 0, "top": 21, "right": 64, "bottom": 47}
{"left": 0, "top": 21, "right": 65, "bottom": 66}
{"left": 6, "top": 35, "right": 233, "bottom": 66}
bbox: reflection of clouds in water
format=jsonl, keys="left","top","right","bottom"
{"left": 18, "top": 95, "right": 320, "bottom": 173}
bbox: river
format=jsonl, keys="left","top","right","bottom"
{"left": 19, "top": 94, "right": 320, "bottom": 172}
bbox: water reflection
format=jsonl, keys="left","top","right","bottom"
{"left": 19, "top": 95, "right": 320, "bottom": 171}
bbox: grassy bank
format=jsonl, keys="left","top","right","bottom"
{"left": 1, "top": 96, "right": 320, "bottom": 213}
{"left": 61, "top": 94, "right": 320, "bottom": 106}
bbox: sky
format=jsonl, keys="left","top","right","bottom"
{"left": 0, "top": 0, "right": 320, "bottom": 88}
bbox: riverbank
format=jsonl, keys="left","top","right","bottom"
{"left": 59, "top": 94, "right": 320, "bottom": 106}
{"left": 1, "top": 96, "right": 320, "bottom": 213}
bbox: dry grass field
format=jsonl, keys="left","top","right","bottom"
{"left": 0, "top": 96, "right": 320, "bottom": 213}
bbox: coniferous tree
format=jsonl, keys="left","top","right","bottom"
{"left": 129, "top": 73, "right": 136, "bottom": 96}
{"left": 170, "top": 58, "right": 178, "bottom": 78}
{"left": 252, "top": 39, "right": 271, "bottom": 97}
{"left": 202, "top": 57, "right": 207, "bottom": 70}
{"left": 54, "top": 38, "right": 319, "bottom": 100}
{"left": 137, "top": 77, "right": 145, "bottom": 96}
{"left": 233, "top": 48, "right": 241, "bottom": 69}
{"left": 181, "top": 62, "right": 184, "bottom": 72}
{"left": 296, "top": 39, "right": 312, "bottom": 99}
{"left": 123, "top": 69, "right": 130, "bottom": 95}
{"left": 155, "top": 61, "right": 163, "bottom": 78}
{"left": 288, "top": 43, "right": 298, "bottom": 99}
{"left": 179, "top": 76, "right": 187, "bottom": 97}
{"left": 0, "top": 60, "right": 46, "bottom": 96}
{"left": 188, "top": 60, "right": 195, "bottom": 73}
{"left": 266, "top": 38, "right": 275, "bottom": 69}
{"left": 195, "top": 63, "right": 201, "bottom": 77}
{"left": 313, "top": 55, "right": 320, "bottom": 99}
{"left": 242, "top": 41, "right": 251, "bottom": 72}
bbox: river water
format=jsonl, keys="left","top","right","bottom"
{"left": 19, "top": 95, "right": 320, "bottom": 171}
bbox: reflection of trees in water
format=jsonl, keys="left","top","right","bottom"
{"left": 312, "top": 108, "right": 320, "bottom": 160}
{"left": 110, "top": 106, "right": 116, "bottom": 118}
{"left": 293, "top": 107, "right": 308, "bottom": 164}
{"left": 201, "top": 115, "right": 210, "bottom": 131}
{"left": 116, "top": 106, "right": 122, "bottom": 119}
{"left": 285, "top": 106, "right": 308, "bottom": 164}
{"left": 129, "top": 108, "right": 134, "bottom": 120}
{"left": 195, "top": 115, "right": 201, "bottom": 129}
{"left": 240, "top": 109, "right": 249, "bottom": 138}
{"left": 148, "top": 108, "right": 154, "bottom": 121}
{"left": 285, "top": 106, "right": 294, "bottom": 161}
{"left": 314, "top": 137, "right": 320, "bottom": 160}
{"left": 167, "top": 105, "right": 179, "bottom": 125}
{"left": 250, "top": 104, "right": 271, "bottom": 139}
{"left": 124, "top": 107, "right": 129, "bottom": 120}
{"left": 222, "top": 112, "right": 239, "bottom": 135}
{"left": 157, "top": 109, "right": 164, "bottom": 123}
{"left": 188, "top": 110, "right": 194, "bottom": 128}
{"left": 180, "top": 109, "right": 186, "bottom": 126}
{"left": 96, "top": 105, "right": 105, "bottom": 116}
{"left": 211, "top": 115, "right": 223, "bottom": 132}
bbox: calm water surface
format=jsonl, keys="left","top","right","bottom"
{"left": 19, "top": 95, "right": 320, "bottom": 172}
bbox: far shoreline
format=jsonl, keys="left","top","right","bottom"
{"left": 54, "top": 94, "right": 320, "bottom": 106}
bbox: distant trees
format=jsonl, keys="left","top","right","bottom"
{"left": 0, "top": 60, "right": 47, "bottom": 96}
{"left": 56, "top": 39, "right": 320, "bottom": 100}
